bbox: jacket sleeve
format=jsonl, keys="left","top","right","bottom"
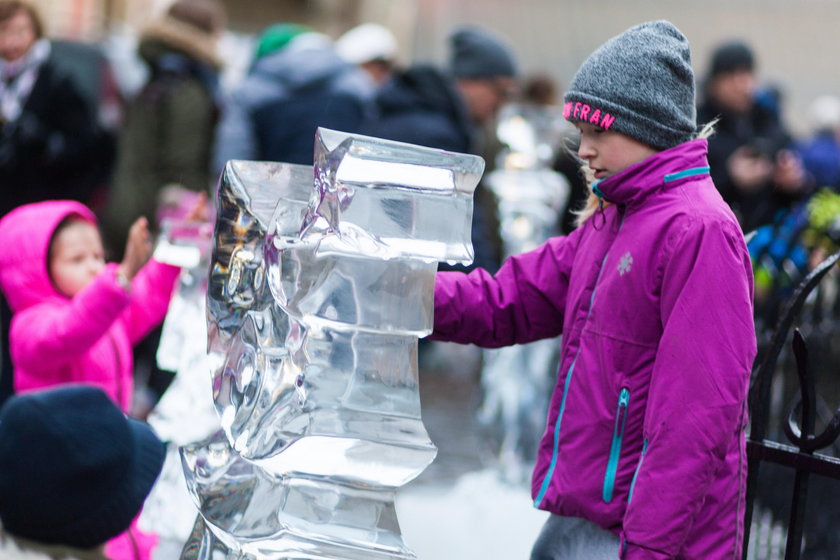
{"left": 430, "top": 231, "right": 581, "bottom": 347}
{"left": 11, "top": 267, "right": 131, "bottom": 373}
{"left": 621, "top": 218, "right": 756, "bottom": 559}
{"left": 122, "top": 259, "right": 181, "bottom": 345}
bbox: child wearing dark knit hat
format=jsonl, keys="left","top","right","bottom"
{"left": 0, "top": 385, "right": 165, "bottom": 559}
{"left": 430, "top": 20, "right": 755, "bottom": 560}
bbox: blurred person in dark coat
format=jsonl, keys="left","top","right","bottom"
{"left": 102, "top": 0, "right": 225, "bottom": 259}
{"left": 0, "top": 0, "right": 99, "bottom": 217}
{"left": 362, "top": 25, "right": 518, "bottom": 273}
{"left": 212, "top": 23, "right": 373, "bottom": 172}
{"left": 101, "top": 0, "right": 225, "bottom": 417}
{"left": 697, "top": 40, "right": 808, "bottom": 231}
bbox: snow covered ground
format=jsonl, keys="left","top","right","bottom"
{"left": 397, "top": 469, "right": 548, "bottom": 560}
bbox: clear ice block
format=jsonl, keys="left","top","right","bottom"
{"left": 300, "top": 127, "right": 483, "bottom": 264}
{"left": 183, "top": 128, "right": 484, "bottom": 559}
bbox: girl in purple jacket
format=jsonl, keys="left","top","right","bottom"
{"left": 432, "top": 21, "right": 757, "bottom": 559}
{"left": 0, "top": 200, "right": 181, "bottom": 560}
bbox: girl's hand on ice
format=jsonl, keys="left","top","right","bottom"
{"left": 119, "top": 217, "right": 152, "bottom": 281}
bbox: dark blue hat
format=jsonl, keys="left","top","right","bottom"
{"left": 449, "top": 26, "right": 518, "bottom": 79}
{"left": 0, "top": 385, "right": 165, "bottom": 548}
{"left": 709, "top": 40, "right": 755, "bottom": 77}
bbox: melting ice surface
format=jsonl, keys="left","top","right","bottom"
{"left": 181, "top": 128, "right": 483, "bottom": 559}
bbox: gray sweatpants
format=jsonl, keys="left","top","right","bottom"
{"left": 530, "top": 514, "right": 620, "bottom": 560}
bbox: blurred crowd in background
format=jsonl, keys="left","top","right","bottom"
{"left": 6, "top": 0, "right": 840, "bottom": 437}
{"left": 6, "top": 0, "right": 840, "bottom": 556}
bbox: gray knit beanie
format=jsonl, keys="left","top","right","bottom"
{"left": 449, "top": 26, "right": 518, "bottom": 79}
{"left": 563, "top": 20, "right": 696, "bottom": 150}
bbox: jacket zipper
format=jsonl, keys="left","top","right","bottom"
{"left": 534, "top": 212, "right": 626, "bottom": 508}
{"left": 603, "top": 387, "right": 630, "bottom": 502}
{"left": 627, "top": 438, "right": 649, "bottom": 503}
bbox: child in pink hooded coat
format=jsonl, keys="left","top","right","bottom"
{"left": 0, "top": 200, "right": 181, "bottom": 560}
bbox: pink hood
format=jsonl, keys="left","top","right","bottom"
{"left": 0, "top": 200, "right": 97, "bottom": 313}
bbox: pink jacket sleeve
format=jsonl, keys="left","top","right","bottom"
{"left": 431, "top": 232, "right": 580, "bottom": 347}
{"left": 621, "top": 219, "right": 756, "bottom": 558}
{"left": 11, "top": 267, "right": 132, "bottom": 373}
{"left": 121, "top": 259, "right": 181, "bottom": 345}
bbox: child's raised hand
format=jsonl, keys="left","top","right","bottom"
{"left": 119, "top": 217, "right": 152, "bottom": 281}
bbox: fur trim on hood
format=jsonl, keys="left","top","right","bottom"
{"left": 140, "top": 16, "right": 222, "bottom": 69}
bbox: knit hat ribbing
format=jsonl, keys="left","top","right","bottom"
{"left": 563, "top": 20, "right": 696, "bottom": 150}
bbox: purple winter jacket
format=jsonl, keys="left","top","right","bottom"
{"left": 432, "top": 139, "right": 757, "bottom": 559}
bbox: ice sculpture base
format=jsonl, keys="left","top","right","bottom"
{"left": 181, "top": 432, "right": 419, "bottom": 560}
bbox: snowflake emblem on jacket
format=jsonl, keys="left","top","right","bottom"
{"left": 618, "top": 251, "right": 633, "bottom": 276}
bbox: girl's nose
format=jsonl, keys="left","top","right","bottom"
{"left": 578, "top": 140, "right": 595, "bottom": 160}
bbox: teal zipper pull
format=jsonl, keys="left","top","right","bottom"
{"left": 603, "top": 387, "right": 630, "bottom": 503}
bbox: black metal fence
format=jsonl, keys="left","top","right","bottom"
{"left": 744, "top": 248, "right": 840, "bottom": 559}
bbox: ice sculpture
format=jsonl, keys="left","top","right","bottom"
{"left": 181, "top": 128, "right": 484, "bottom": 558}
{"left": 479, "top": 103, "right": 570, "bottom": 482}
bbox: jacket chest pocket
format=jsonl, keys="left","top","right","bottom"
{"left": 602, "top": 387, "right": 630, "bottom": 503}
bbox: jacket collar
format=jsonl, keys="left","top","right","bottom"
{"left": 592, "top": 138, "right": 710, "bottom": 207}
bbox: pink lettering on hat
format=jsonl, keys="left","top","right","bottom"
{"left": 580, "top": 104, "right": 590, "bottom": 121}
{"left": 563, "top": 101, "right": 616, "bottom": 131}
